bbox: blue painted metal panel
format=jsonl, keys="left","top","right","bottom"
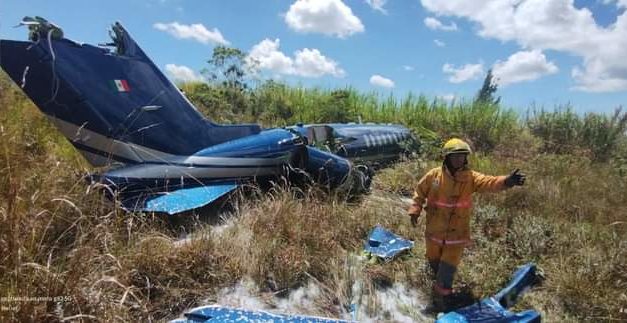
{"left": 194, "top": 129, "right": 298, "bottom": 158}
{"left": 123, "top": 183, "right": 237, "bottom": 214}
{"left": 364, "top": 225, "right": 414, "bottom": 262}
{"left": 493, "top": 263, "right": 540, "bottom": 309}
{"left": 171, "top": 305, "right": 350, "bottom": 323}
{"left": 305, "top": 146, "right": 351, "bottom": 187}
{"left": 329, "top": 123, "right": 410, "bottom": 136}
{"left": 436, "top": 264, "right": 541, "bottom": 323}
{"left": 289, "top": 123, "right": 418, "bottom": 164}
{"left": 436, "top": 298, "right": 540, "bottom": 323}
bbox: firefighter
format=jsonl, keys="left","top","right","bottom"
{"left": 408, "top": 138, "right": 526, "bottom": 312}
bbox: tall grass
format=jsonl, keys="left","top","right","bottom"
{"left": 190, "top": 81, "right": 520, "bottom": 154}
{"left": 527, "top": 106, "right": 627, "bottom": 162}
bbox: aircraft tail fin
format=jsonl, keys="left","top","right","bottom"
{"left": 0, "top": 20, "right": 260, "bottom": 166}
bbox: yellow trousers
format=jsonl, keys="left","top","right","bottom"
{"left": 425, "top": 239, "right": 464, "bottom": 295}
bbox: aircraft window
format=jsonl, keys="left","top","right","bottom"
{"left": 306, "top": 127, "right": 317, "bottom": 142}
{"left": 307, "top": 126, "right": 333, "bottom": 144}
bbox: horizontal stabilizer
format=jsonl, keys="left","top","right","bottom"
{"left": 123, "top": 183, "right": 237, "bottom": 214}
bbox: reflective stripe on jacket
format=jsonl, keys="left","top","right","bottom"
{"left": 411, "top": 165, "right": 507, "bottom": 243}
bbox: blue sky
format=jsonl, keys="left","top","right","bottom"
{"left": 1, "top": 0, "right": 626, "bottom": 114}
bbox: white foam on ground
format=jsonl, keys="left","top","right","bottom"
{"left": 215, "top": 278, "right": 267, "bottom": 310}
{"left": 275, "top": 281, "right": 322, "bottom": 314}
{"left": 202, "top": 277, "right": 430, "bottom": 322}
{"left": 213, "top": 278, "right": 325, "bottom": 316}
{"left": 353, "top": 282, "right": 429, "bottom": 322}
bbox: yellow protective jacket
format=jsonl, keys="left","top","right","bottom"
{"left": 409, "top": 165, "right": 507, "bottom": 245}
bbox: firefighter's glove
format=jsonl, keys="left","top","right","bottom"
{"left": 408, "top": 203, "right": 421, "bottom": 227}
{"left": 505, "top": 169, "right": 526, "bottom": 187}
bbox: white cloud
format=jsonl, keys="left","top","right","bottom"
{"left": 603, "top": 0, "right": 627, "bottom": 9}
{"left": 294, "top": 48, "right": 346, "bottom": 77}
{"left": 434, "top": 39, "right": 446, "bottom": 47}
{"left": 424, "top": 17, "right": 458, "bottom": 31}
{"left": 571, "top": 63, "right": 627, "bottom": 92}
{"left": 165, "top": 64, "right": 204, "bottom": 82}
{"left": 365, "top": 0, "right": 388, "bottom": 14}
{"left": 437, "top": 93, "right": 456, "bottom": 102}
{"left": 442, "top": 63, "right": 484, "bottom": 83}
{"left": 492, "top": 50, "right": 558, "bottom": 86}
{"left": 154, "top": 22, "right": 230, "bottom": 45}
{"left": 403, "top": 65, "right": 415, "bottom": 71}
{"left": 247, "top": 38, "right": 345, "bottom": 78}
{"left": 420, "top": 0, "right": 627, "bottom": 92}
{"left": 369, "top": 75, "right": 395, "bottom": 88}
{"left": 285, "top": 0, "right": 365, "bottom": 38}
{"left": 247, "top": 39, "right": 294, "bottom": 75}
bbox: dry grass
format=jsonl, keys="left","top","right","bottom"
{"left": 378, "top": 155, "right": 627, "bottom": 321}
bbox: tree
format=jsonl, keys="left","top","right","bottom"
{"left": 205, "top": 46, "right": 249, "bottom": 90}
{"left": 474, "top": 69, "right": 500, "bottom": 105}
{"left": 203, "top": 46, "right": 253, "bottom": 118}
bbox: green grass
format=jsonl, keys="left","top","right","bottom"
{"left": 527, "top": 106, "right": 627, "bottom": 162}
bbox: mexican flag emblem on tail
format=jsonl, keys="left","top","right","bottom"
{"left": 111, "top": 79, "right": 131, "bottom": 92}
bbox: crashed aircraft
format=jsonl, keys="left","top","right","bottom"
{"left": 0, "top": 17, "right": 419, "bottom": 214}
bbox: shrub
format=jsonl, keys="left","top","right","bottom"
{"left": 527, "top": 106, "right": 627, "bottom": 162}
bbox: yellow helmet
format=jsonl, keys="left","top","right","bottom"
{"left": 442, "top": 138, "right": 472, "bottom": 156}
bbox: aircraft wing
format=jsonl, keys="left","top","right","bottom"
{"left": 120, "top": 183, "right": 237, "bottom": 215}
